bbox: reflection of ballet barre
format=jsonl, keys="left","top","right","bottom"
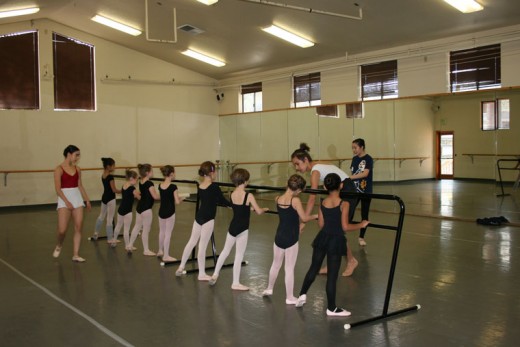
{"left": 462, "top": 153, "right": 520, "bottom": 164}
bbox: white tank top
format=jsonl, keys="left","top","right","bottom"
{"left": 311, "top": 163, "right": 349, "bottom": 182}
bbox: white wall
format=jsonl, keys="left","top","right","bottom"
{"left": 0, "top": 19, "right": 220, "bottom": 207}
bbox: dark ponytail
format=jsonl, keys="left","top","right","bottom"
{"left": 101, "top": 157, "right": 115, "bottom": 169}
{"left": 198, "top": 161, "right": 216, "bottom": 177}
{"left": 137, "top": 163, "right": 152, "bottom": 178}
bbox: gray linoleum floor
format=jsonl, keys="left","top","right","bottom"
{"left": 1, "top": 180, "right": 519, "bottom": 347}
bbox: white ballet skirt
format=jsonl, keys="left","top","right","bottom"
{"left": 57, "top": 188, "right": 85, "bottom": 209}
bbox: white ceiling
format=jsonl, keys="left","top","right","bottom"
{"left": 1, "top": 0, "right": 520, "bottom": 80}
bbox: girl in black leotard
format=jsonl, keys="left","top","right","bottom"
{"left": 157, "top": 165, "right": 183, "bottom": 262}
{"left": 295, "top": 173, "right": 369, "bottom": 316}
{"left": 209, "top": 168, "right": 268, "bottom": 290}
{"left": 112, "top": 170, "right": 139, "bottom": 248}
{"left": 93, "top": 157, "right": 121, "bottom": 243}
{"left": 176, "top": 161, "right": 232, "bottom": 281}
{"left": 262, "top": 174, "right": 318, "bottom": 305}
{"left": 128, "top": 164, "right": 160, "bottom": 255}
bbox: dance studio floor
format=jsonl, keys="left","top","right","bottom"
{"left": 1, "top": 180, "right": 519, "bottom": 346}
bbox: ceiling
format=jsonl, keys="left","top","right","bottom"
{"left": 1, "top": 0, "right": 520, "bottom": 80}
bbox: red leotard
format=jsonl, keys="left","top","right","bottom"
{"left": 61, "top": 167, "right": 79, "bottom": 188}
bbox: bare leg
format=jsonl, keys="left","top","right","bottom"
{"left": 55, "top": 208, "right": 72, "bottom": 255}
{"left": 71, "top": 207, "right": 84, "bottom": 258}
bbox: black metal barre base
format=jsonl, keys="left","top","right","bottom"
{"left": 160, "top": 254, "right": 248, "bottom": 269}
{"left": 87, "top": 234, "right": 123, "bottom": 241}
{"left": 181, "top": 261, "right": 248, "bottom": 274}
{"left": 344, "top": 304, "right": 421, "bottom": 330}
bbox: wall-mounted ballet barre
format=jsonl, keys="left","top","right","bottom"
{"left": 462, "top": 153, "right": 520, "bottom": 164}
{"left": 0, "top": 164, "right": 204, "bottom": 187}
{"left": 0, "top": 156, "right": 430, "bottom": 186}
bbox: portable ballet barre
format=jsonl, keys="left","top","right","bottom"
{"left": 496, "top": 158, "right": 520, "bottom": 197}
{"left": 110, "top": 175, "right": 418, "bottom": 328}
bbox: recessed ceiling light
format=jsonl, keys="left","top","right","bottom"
{"left": 0, "top": 7, "right": 39, "bottom": 19}
{"left": 262, "top": 25, "right": 314, "bottom": 48}
{"left": 182, "top": 49, "right": 226, "bottom": 67}
{"left": 444, "top": 0, "right": 483, "bottom": 13}
{"left": 91, "top": 15, "right": 142, "bottom": 36}
{"left": 196, "top": 0, "right": 219, "bottom": 5}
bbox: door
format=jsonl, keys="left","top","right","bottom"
{"left": 437, "top": 131, "right": 454, "bottom": 179}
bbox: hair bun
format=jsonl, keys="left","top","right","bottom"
{"left": 299, "top": 143, "right": 310, "bottom": 152}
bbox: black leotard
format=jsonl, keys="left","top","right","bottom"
{"left": 136, "top": 180, "right": 154, "bottom": 214}
{"left": 312, "top": 202, "right": 347, "bottom": 255}
{"left": 228, "top": 192, "right": 250, "bottom": 237}
{"left": 101, "top": 174, "right": 115, "bottom": 204}
{"left": 159, "top": 184, "right": 178, "bottom": 219}
{"left": 274, "top": 197, "right": 300, "bottom": 249}
{"left": 118, "top": 186, "right": 135, "bottom": 216}
{"left": 195, "top": 183, "right": 231, "bottom": 225}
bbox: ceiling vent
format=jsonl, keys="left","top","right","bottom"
{"left": 178, "top": 24, "right": 205, "bottom": 35}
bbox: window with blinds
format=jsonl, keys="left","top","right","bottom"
{"left": 241, "top": 82, "right": 262, "bottom": 112}
{"left": 361, "top": 60, "right": 398, "bottom": 101}
{"left": 294, "top": 72, "right": 321, "bottom": 107}
{"left": 481, "top": 99, "right": 510, "bottom": 131}
{"left": 0, "top": 31, "right": 39, "bottom": 110}
{"left": 53, "top": 33, "right": 96, "bottom": 111}
{"left": 450, "top": 44, "right": 501, "bottom": 92}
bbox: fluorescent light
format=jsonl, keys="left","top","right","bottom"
{"left": 262, "top": 25, "right": 314, "bottom": 48}
{"left": 91, "top": 15, "right": 142, "bottom": 36}
{"left": 196, "top": 0, "right": 219, "bottom": 5}
{"left": 0, "top": 7, "right": 39, "bottom": 19}
{"left": 444, "top": 0, "right": 483, "bottom": 13}
{"left": 182, "top": 49, "right": 226, "bottom": 67}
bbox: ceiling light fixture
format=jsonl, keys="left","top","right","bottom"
{"left": 262, "top": 25, "right": 314, "bottom": 48}
{"left": 196, "top": 0, "right": 219, "bottom": 5}
{"left": 0, "top": 7, "right": 39, "bottom": 19}
{"left": 91, "top": 14, "right": 142, "bottom": 36}
{"left": 444, "top": 0, "right": 483, "bottom": 13}
{"left": 182, "top": 49, "right": 226, "bottom": 67}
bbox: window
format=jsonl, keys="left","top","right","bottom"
{"left": 241, "top": 82, "right": 262, "bottom": 112}
{"left": 316, "top": 105, "right": 338, "bottom": 118}
{"left": 53, "top": 33, "right": 95, "bottom": 110}
{"left": 294, "top": 72, "right": 321, "bottom": 107}
{"left": 0, "top": 31, "right": 39, "bottom": 110}
{"left": 481, "top": 99, "right": 510, "bottom": 130}
{"left": 361, "top": 60, "right": 398, "bottom": 100}
{"left": 346, "top": 102, "right": 364, "bottom": 119}
{"left": 450, "top": 44, "right": 501, "bottom": 92}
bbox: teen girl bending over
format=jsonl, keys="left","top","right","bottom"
{"left": 291, "top": 143, "right": 359, "bottom": 277}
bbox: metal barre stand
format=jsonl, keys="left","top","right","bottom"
{"left": 496, "top": 158, "right": 520, "bottom": 197}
